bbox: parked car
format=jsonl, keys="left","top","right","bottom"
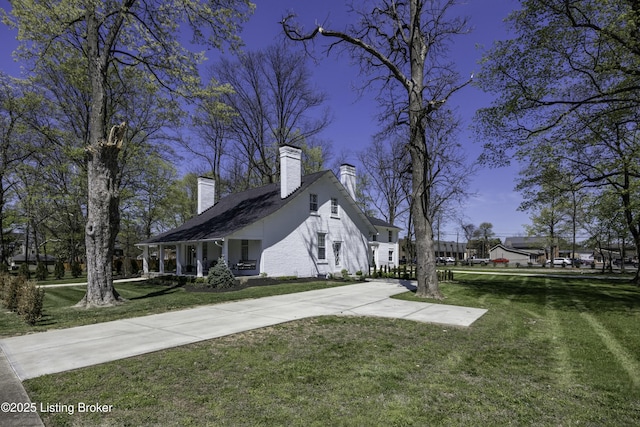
{"left": 492, "top": 258, "right": 509, "bottom": 264}
{"left": 613, "top": 258, "right": 639, "bottom": 268}
{"left": 546, "top": 258, "right": 572, "bottom": 267}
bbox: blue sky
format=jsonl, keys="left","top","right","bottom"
{"left": 0, "top": 0, "right": 531, "bottom": 240}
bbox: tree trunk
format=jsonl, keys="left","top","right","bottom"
{"left": 75, "top": 6, "right": 128, "bottom": 308}
{"left": 76, "top": 128, "right": 125, "bottom": 307}
{"left": 407, "top": 0, "right": 441, "bottom": 300}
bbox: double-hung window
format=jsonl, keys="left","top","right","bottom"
{"left": 317, "top": 233, "right": 326, "bottom": 260}
{"left": 310, "top": 194, "right": 318, "bottom": 212}
{"left": 388, "top": 230, "right": 393, "bottom": 242}
{"left": 331, "top": 198, "right": 338, "bottom": 216}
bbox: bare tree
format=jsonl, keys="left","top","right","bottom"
{"left": 358, "top": 136, "right": 410, "bottom": 225}
{"left": 282, "top": 0, "right": 472, "bottom": 298}
{"left": 211, "top": 43, "right": 331, "bottom": 186}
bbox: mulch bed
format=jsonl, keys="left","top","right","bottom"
{"left": 184, "top": 276, "right": 363, "bottom": 293}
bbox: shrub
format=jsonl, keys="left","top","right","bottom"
{"left": 2, "top": 274, "right": 21, "bottom": 311}
{"left": 17, "top": 281, "right": 45, "bottom": 325}
{"left": 54, "top": 259, "right": 66, "bottom": 279}
{"left": 71, "top": 261, "right": 82, "bottom": 278}
{"left": 18, "top": 263, "right": 30, "bottom": 279}
{"left": 206, "top": 257, "right": 237, "bottom": 289}
{"left": 341, "top": 269, "right": 350, "bottom": 280}
{"left": 35, "top": 262, "right": 49, "bottom": 280}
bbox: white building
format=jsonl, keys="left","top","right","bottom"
{"left": 137, "top": 145, "right": 381, "bottom": 278}
{"left": 368, "top": 217, "right": 401, "bottom": 268}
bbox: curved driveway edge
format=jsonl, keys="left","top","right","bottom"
{"left": 0, "top": 280, "right": 487, "bottom": 381}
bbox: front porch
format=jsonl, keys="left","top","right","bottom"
{"left": 139, "top": 238, "right": 262, "bottom": 277}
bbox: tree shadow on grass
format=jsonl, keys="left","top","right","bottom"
{"left": 128, "top": 284, "right": 183, "bottom": 301}
{"left": 457, "top": 276, "right": 640, "bottom": 314}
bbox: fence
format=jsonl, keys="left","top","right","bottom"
{"left": 368, "top": 264, "right": 454, "bottom": 281}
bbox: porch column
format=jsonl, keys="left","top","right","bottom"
{"left": 196, "top": 242, "right": 203, "bottom": 277}
{"left": 176, "top": 244, "right": 183, "bottom": 276}
{"left": 222, "top": 239, "right": 228, "bottom": 264}
{"left": 159, "top": 245, "right": 165, "bottom": 274}
{"left": 142, "top": 246, "right": 149, "bottom": 274}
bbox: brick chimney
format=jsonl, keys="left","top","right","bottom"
{"left": 340, "top": 164, "right": 356, "bottom": 200}
{"left": 279, "top": 145, "right": 302, "bottom": 198}
{"left": 197, "top": 176, "right": 216, "bottom": 214}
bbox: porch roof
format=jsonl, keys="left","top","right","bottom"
{"left": 139, "top": 171, "right": 328, "bottom": 246}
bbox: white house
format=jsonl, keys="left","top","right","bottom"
{"left": 137, "top": 145, "right": 378, "bottom": 278}
{"left": 367, "top": 217, "right": 401, "bottom": 268}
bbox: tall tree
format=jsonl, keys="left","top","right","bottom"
{"left": 210, "top": 43, "right": 330, "bottom": 187}
{"left": 475, "top": 0, "right": 640, "bottom": 283}
{"left": 4, "top": 0, "right": 253, "bottom": 306}
{"left": 0, "top": 74, "right": 43, "bottom": 266}
{"left": 282, "top": 0, "right": 472, "bottom": 298}
{"left": 358, "top": 136, "right": 410, "bottom": 225}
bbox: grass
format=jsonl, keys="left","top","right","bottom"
{"left": 13, "top": 273, "right": 640, "bottom": 425}
{"left": 0, "top": 279, "right": 349, "bottom": 337}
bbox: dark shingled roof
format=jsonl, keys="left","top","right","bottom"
{"left": 367, "top": 216, "right": 401, "bottom": 230}
{"left": 141, "top": 171, "right": 329, "bottom": 245}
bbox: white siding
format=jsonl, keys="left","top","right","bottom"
{"left": 370, "top": 226, "right": 400, "bottom": 268}
{"left": 229, "top": 174, "right": 370, "bottom": 277}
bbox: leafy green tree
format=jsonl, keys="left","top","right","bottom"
{"left": 4, "top": 0, "right": 253, "bottom": 307}
{"left": 475, "top": 0, "right": 640, "bottom": 283}
{"left": 472, "top": 222, "right": 497, "bottom": 259}
{"left": 0, "top": 74, "right": 43, "bottom": 267}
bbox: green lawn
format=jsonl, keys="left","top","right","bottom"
{"left": 15, "top": 273, "right": 640, "bottom": 425}
{"left": 0, "top": 279, "right": 349, "bottom": 337}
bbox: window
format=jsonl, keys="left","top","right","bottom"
{"left": 372, "top": 234, "right": 377, "bottom": 242}
{"left": 241, "top": 240, "right": 249, "bottom": 260}
{"left": 310, "top": 194, "right": 318, "bottom": 212}
{"left": 331, "top": 198, "right": 338, "bottom": 215}
{"left": 388, "top": 230, "right": 393, "bottom": 242}
{"left": 317, "top": 233, "right": 326, "bottom": 260}
{"left": 333, "top": 242, "right": 342, "bottom": 266}
{"left": 389, "top": 250, "right": 394, "bottom": 262}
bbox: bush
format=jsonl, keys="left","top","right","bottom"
{"left": 17, "top": 281, "right": 45, "bottom": 325}
{"left": 206, "top": 257, "right": 237, "bottom": 289}
{"left": 35, "top": 262, "right": 49, "bottom": 280}
{"left": 0, "top": 275, "right": 45, "bottom": 325}
{"left": 71, "top": 261, "right": 82, "bottom": 278}
{"left": 2, "top": 274, "right": 21, "bottom": 311}
{"left": 54, "top": 259, "right": 66, "bottom": 279}
{"left": 18, "top": 263, "right": 30, "bottom": 279}
{"left": 341, "top": 269, "right": 350, "bottom": 280}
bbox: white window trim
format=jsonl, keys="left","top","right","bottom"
{"left": 330, "top": 197, "right": 339, "bottom": 217}
{"left": 317, "top": 232, "right": 327, "bottom": 261}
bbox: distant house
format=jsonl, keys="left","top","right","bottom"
{"left": 137, "top": 145, "right": 379, "bottom": 278}
{"left": 489, "top": 244, "right": 535, "bottom": 265}
{"left": 502, "top": 236, "right": 548, "bottom": 263}
{"left": 367, "top": 217, "right": 401, "bottom": 268}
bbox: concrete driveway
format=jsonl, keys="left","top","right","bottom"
{"left": 0, "top": 279, "right": 487, "bottom": 381}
